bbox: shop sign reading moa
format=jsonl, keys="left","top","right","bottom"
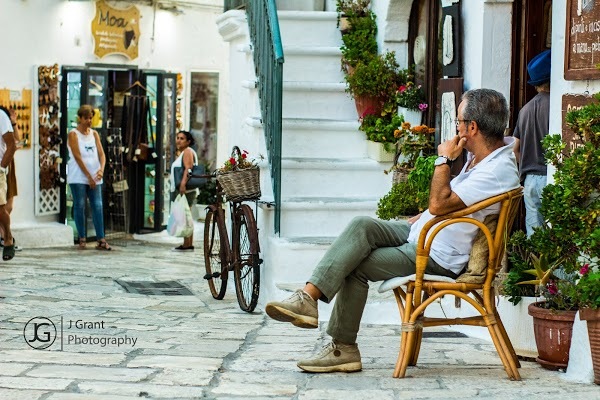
{"left": 92, "top": 0, "right": 140, "bottom": 60}
{"left": 565, "top": 0, "right": 600, "bottom": 79}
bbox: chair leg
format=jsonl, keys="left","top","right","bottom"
{"left": 494, "top": 309, "right": 521, "bottom": 368}
{"left": 487, "top": 322, "right": 521, "bottom": 380}
{"left": 409, "top": 322, "right": 423, "bottom": 366}
{"left": 394, "top": 290, "right": 414, "bottom": 378}
{"left": 395, "top": 329, "right": 417, "bottom": 378}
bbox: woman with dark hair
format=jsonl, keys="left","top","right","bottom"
{"left": 67, "top": 105, "right": 111, "bottom": 250}
{"left": 170, "top": 130, "right": 198, "bottom": 251}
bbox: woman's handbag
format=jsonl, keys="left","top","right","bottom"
{"left": 174, "top": 164, "right": 207, "bottom": 190}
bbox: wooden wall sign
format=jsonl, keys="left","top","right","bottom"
{"left": 92, "top": 0, "right": 140, "bottom": 60}
{"left": 564, "top": 0, "right": 600, "bottom": 80}
{"left": 561, "top": 94, "right": 597, "bottom": 152}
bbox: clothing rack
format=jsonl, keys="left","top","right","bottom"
{"left": 120, "top": 80, "right": 156, "bottom": 97}
{"left": 104, "top": 128, "right": 129, "bottom": 245}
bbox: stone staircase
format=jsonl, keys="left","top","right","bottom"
{"left": 217, "top": 10, "right": 395, "bottom": 311}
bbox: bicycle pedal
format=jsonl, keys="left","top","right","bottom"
{"left": 203, "top": 272, "right": 221, "bottom": 280}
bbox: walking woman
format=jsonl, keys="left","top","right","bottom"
{"left": 67, "top": 105, "right": 111, "bottom": 250}
{"left": 170, "top": 130, "right": 198, "bottom": 251}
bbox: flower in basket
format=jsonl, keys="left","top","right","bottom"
{"left": 396, "top": 82, "right": 427, "bottom": 111}
{"left": 391, "top": 121, "right": 435, "bottom": 171}
{"left": 218, "top": 149, "right": 261, "bottom": 173}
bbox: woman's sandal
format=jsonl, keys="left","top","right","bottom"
{"left": 78, "top": 238, "right": 87, "bottom": 250}
{"left": 3, "top": 242, "right": 15, "bottom": 261}
{"left": 96, "top": 239, "right": 112, "bottom": 251}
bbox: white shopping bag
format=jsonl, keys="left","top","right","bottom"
{"left": 167, "top": 194, "right": 194, "bottom": 237}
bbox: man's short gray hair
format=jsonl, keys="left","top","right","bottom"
{"left": 461, "top": 89, "right": 509, "bottom": 143}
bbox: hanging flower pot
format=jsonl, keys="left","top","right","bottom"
{"left": 528, "top": 301, "right": 577, "bottom": 370}
{"left": 580, "top": 308, "right": 600, "bottom": 384}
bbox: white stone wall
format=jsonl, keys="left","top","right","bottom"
{"left": 0, "top": 0, "right": 228, "bottom": 226}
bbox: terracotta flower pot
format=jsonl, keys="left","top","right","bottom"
{"left": 528, "top": 301, "right": 577, "bottom": 370}
{"left": 354, "top": 95, "right": 383, "bottom": 119}
{"left": 579, "top": 307, "right": 600, "bottom": 384}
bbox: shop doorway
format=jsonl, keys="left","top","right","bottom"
{"left": 59, "top": 65, "right": 178, "bottom": 241}
{"left": 510, "top": 0, "right": 553, "bottom": 128}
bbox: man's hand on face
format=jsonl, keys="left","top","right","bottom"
{"left": 438, "top": 135, "right": 467, "bottom": 161}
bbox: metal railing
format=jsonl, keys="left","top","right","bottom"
{"left": 230, "top": 0, "right": 283, "bottom": 234}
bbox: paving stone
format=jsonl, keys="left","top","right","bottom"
{"left": 127, "top": 355, "right": 222, "bottom": 370}
{"left": 299, "top": 389, "right": 395, "bottom": 400}
{"left": 0, "top": 363, "right": 33, "bottom": 376}
{"left": 0, "top": 376, "right": 72, "bottom": 390}
{"left": 211, "top": 382, "right": 298, "bottom": 400}
{"left": 46, "top": 394, "right": 137, "bottom": 400}
{"left": 0, "top": 388, "right": 47, "bottom": 400}
{"left": 78, "top": 381, "right": 205, "bottom": 398}
{"left": 0, "top": 350, "right": 126, "bottom": 366}
{"left": 150, "top": 368, "right": 214, "bottom": 386}
{"left": 26, "top": 365, "right": 154, "bottom": 382}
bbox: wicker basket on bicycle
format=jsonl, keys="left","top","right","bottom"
{"left": 216, "top": 146, "right": 261, "bottom": 202}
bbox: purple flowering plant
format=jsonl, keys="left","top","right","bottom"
{"left": 396, "top": 82, "right": 428, "bottom": 111}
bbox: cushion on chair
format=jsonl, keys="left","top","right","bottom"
{"left": 378, "top": 274, "right": 456, "bottom": 293}
{"left": 455, "top": 214, "right": 498, "bottom": 284}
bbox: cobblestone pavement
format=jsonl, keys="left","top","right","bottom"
{"left": 0, "top": 240, "right": 598, "bottom": 399}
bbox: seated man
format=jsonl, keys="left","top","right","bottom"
{"left": 265, "top": 88, "right": 520, "bottom": 373}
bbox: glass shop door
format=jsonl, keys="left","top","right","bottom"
{"left": 59, "top": 67, "right": 108, "bottom": 241}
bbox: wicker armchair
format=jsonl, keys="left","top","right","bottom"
{"left": 379, "top": 187, "right": 523, "bottom": 380}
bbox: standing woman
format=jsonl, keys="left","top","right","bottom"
{"left": 67, "top": 105, "right": 111, "bottom": 250}
{"left": 170, "top": 130, "right": 197, "bottom": 251}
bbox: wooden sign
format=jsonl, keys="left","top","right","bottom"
{"left": 564, "top": 0, "right": 600, "bottom": 80}
{"left": 92, "top": 0, "right": 140, "bottom": 60}
{"left": 561, "top": 94, "right": 597, "bottom": 153}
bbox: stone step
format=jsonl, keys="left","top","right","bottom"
{"left": 242, "top": 80, "right": 356, "bottom": 120}
{"left": 277, "top": 11, "right": 341, "bottom": 47}
{"left": 280, "top": 157, "right": 393, "bottom": 198}
{"left": 249, "top": 117, "right": 365, "bottom": 159}
{"left": 13, "top": 222, "right": 74, "bottom": 249}
{"left": 281, "top": 46, "right": 345, "bottom": 83}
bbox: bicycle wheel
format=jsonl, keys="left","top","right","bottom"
{"left": 203, "top": 206, "right": 229, "bottom": 300}
{"left": 232, "top": 204, "right": 261, "bottom": 312}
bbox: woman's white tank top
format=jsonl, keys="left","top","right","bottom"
{"left": 67, "top": 129, "right": 103, "bottom": 185}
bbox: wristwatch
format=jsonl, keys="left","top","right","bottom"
{"left": 434, "top": 156, "right": 452, "bottom": 167}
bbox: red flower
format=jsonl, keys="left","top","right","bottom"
{"left": 398, "top": 85, "right": 407, "bottom": 93}
{"left": 580, "top": 264, "right": 590, "bottom": 275}
{"left": 229, "top": 157, "right": 236, "bottom": 165}
{"left": 547, "top": 281, "right": 558, "bottom": 295}
{"left": 242, "top": 153, "right": 247, "bottom": 159}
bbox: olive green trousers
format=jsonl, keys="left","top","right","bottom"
{"left": 308, "top": 216, "right": 459, "bottom": 344}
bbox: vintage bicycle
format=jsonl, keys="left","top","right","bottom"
{"left": 189, "top": 148, "right": 263, "bottom": 312}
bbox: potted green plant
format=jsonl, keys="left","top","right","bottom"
{"left": 345, "top": 51, "right": 401, "bottom": 117}
{"left": 557, "top": 95, "right": 600, "bottom": 383}
{"left": 359, "top": 111, "right": 401, "bottom": 161}
{"left": 339, "top": 3, "right": 377, "bottom": 71}
{"left": 336, "top": 0, "right": 372, "bottom": 32}
{"left": 395, "top": 66, "right": 428, "bottom": 125}
{"left": 377, "top": 155, "right": 436, "bottom": 219}
{"left": 387, "top": 120, "right": 435, "bottom": 180}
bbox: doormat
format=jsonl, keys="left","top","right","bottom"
{"left": 115, "top": 279, "right": 194, "bottom": 296}
{"left": 422, "top": 331, "right": 468, "bottom": 338}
